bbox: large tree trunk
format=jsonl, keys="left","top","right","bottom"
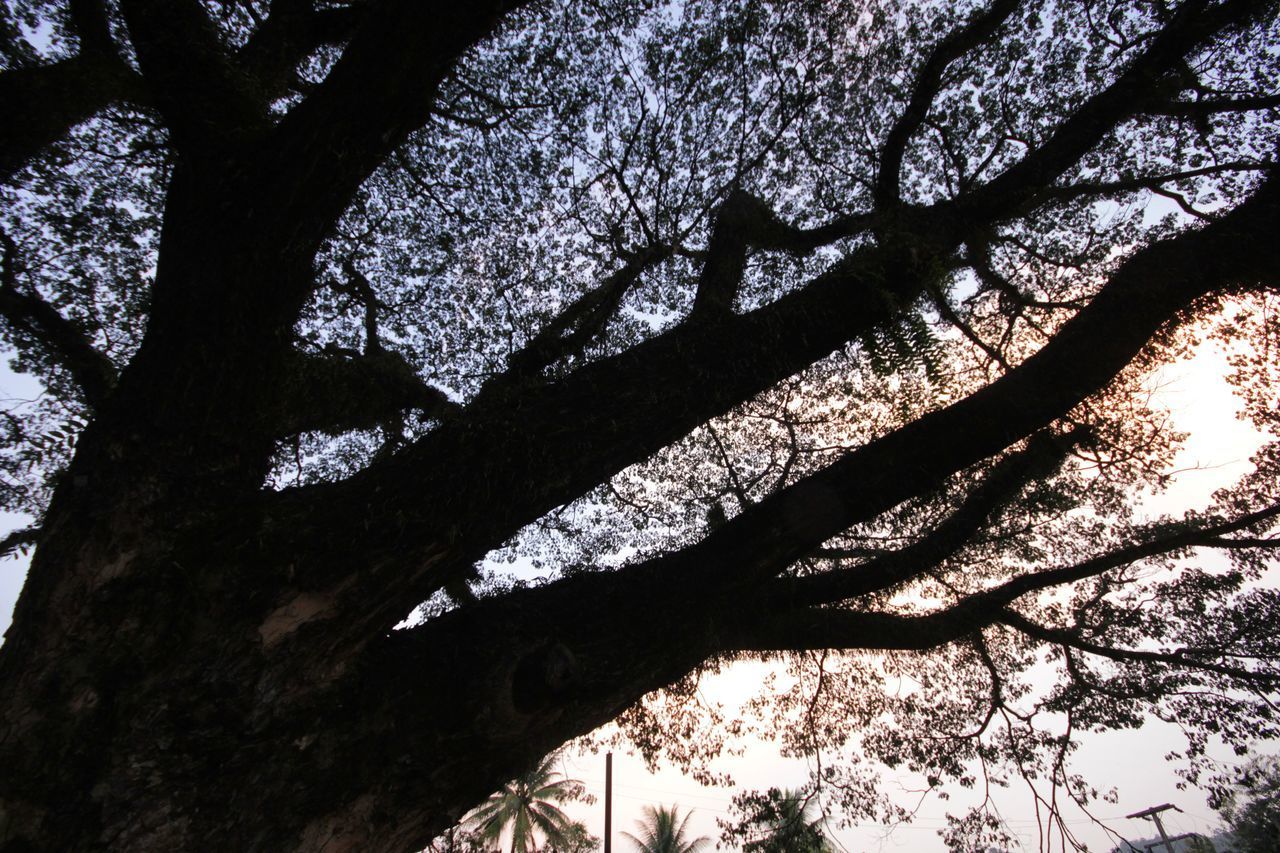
{"left": 0, "top": 465, "right": 710, "bottom": 850}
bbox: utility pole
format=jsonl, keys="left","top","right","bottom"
{"left": 604, "top": 752, "right": 613, "bottom": 853}
{"left": 1126, "top": 803, "right": 1195, "bottom": 853}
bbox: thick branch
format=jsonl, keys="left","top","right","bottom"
{"left": 1042, "top": 160, "right": 1274, "bottom": 205}
{"left": 959, "top": 0, "right": 1269, "bottom": 221}
{"left": 780, "top": 427, "right": 1083, "bottom": 607}
{"left": 875, "top": 0, "right": 1021, "bottom": 208}
{"left": 119, "top": 0, "right": 268, "bottom": 157}
{"left": 0, "top": 526, "right": 39, "bottom": 560}
{"left": 726, "top": 606, "right": 991, "bottom": 653}
{"left": 265, "top": 165, "right": 1280, "bottom": 643}
{"left": 727, "top": 503, "right": 1280, "bottom": 654}
{"left": 969, "top": 502, "right": 1280, "bottom": 607}
{"left": 260, "top": 203, "right": 965, "bottom": 624}
{"left": 0, "top": 233, "right": 116, "bottom": 406}
{"left": 647, "top": 170, "right": 1280, "bottom": 599}
{"left": 237, "top": 0, "right": 367, "bottom": 100}
{"left": 508, "top": 245, "right": 672, "bottom": 376}
{"left": 275, "top": 350, "right": 456, "bottom": 438}
{"left": 1143, "top": 92, "right": 1280, "bottom": 118}
{"left": 0, "top": 0, "right": 145, "bottom": 181}
{"left": 688, "top": 190, "right": 874, "bottom": 318}
{"left": 254, "top": 0, "right": 536, "bottom": 265}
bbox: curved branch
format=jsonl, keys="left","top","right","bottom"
{"left": 0, "top": 0, "right": 146, "bottom": 181}
{"left": 959, "top": 0, "right": 1269, "bottom": 221}
{"left": 875, "top": 0, "right": 1022, "bottom": 208}
{"left": 781, "top": 427, "right": 1084, "bottom": 607}
{"left": 998, "top": 608, "right": 1279, "bottom": 683}
{"left": 0, "top": 232, "right": 116, "bottom": 406}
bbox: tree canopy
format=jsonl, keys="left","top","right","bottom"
{"left": 1, "top": 0, "right": 1279, "bottom": 851}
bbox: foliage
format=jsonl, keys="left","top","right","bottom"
{"left": 621, "top": 805, "right": 710, "bottom": 853}
{"left": 423, "top": 825, "right": 490, "bottom": 853}
{"left": 719, "top": 787, "right": 832, "bottom": 852}
{"left": 1211, "top": 756, "right": 1280, "bottom": 852}
{"left": 1, "top": 0, "right": 1280, "bottom": 849}
{"left": 466, "top": 753, "right": 596, "bottom": 853}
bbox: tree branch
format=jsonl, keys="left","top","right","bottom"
{"left": 1142, "top": 92, "right": 1280, "bottom": 118}
{"left": 998, "top": 607, "right": 1279, "bottom": 683}
{"left": 0, "top": 232, "right": 116, "bottom": 406}
{"left": 959, "top": 0, "right": 1270, "bottom": 221}
{"left": 254, "top": 0, "right": 538, "bottom": 264}
{"left": 688, "top": 190, "right": 876, "bottom": 319}
{"left": 118, "top": 0, "right": 268, "bottom": 157}
{"left": 236, "top": 0, "right": 368, "bottom": 101}
{"left": 507, "top": 245, "right": 673, "bottom": 377}
{"left": 275, "top": 349, "right": 456, "bottom": 438}
{"left": 645, "top": 170, "right": 1280, "bottom": 598}
{"left": 726, "top": 503, "right": 1280, "bottom": 655}
{"left": 1041, "top": 160, "right": 1274, "bottom": 205}
{"left": 262, "top": 168, "right": 1280, "bottom": 646}
{"left": 875, "top": 0, "right": 1022, "bottom": 209}
{"left": 779, "top": 427, "right": 1084, "bottom": 607}
{"left": 968, "top": 502, "right": 1280, "bottom": 607}
{"left": 0, "top": 0, "right": 146, "bottom": 181}
{"left": 0, "top": 526, "right": 39, "bottom": 560}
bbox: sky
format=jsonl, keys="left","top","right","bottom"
{"left": 2, "top": 340, "right": 1266, "bottom": 852}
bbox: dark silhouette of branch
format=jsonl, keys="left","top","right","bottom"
{"left": 0, "top": 0, "right": 146, "bottom": 181}
{"left": 998, "top": 608, "right": 1280, "bottom": 683}
{"left": 875, "top": 0, "right": 1022, "bottom": 208}
{"left": 118, "top": 0, "right": 268, "bottom": 157}
{"left": 0, "top": 231, "right": 116, "bottom": 407}
{"left": 959, "top": 0, "right": 1270, "bottom": 221}
{"left": 780, "top": 428, "right": 1084, "bottom": 607}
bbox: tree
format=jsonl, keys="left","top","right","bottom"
{"left": 0, "top": 0, "right": 1279, "bottom": 851}
{"left": 1213, "top": 756, "right": 1280, "bottom": 852}
{"left": 423, "top": 825, "right": 490, "bottom": 853}
{"left": 720, "top": 787, "right": 832, "bottom": 852}
{"left": 621, "top": 805, "right": 711, "bottom": 853}
{"left": 466, "top": 752, "right": 595, "bottom": 853}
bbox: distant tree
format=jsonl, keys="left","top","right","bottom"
{"left": 719, "top": 787, "right": 831, "bottom": 852}
{"left": 467, "top": 753, "right": 594, "bottom": 853}
{"left": 423, "top": 825, "right": 489, "bottom": 853}
{"left": 556, "top": 821, "right": 602, "bottom": 853}
{"left": 622, "top": 805, "right": 711, "bottom": 853}
{"left": 1185, "top": 835, "right": 1218, "bottom": 853}
{"left": 1214, "top": 756, "right": 1280, "bottom": 853}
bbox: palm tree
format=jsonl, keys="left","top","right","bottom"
{"left": 466, "top": 752, "right": 588, "bottom": 853}
{"left": 743, "top": 788, "right": 831, "bottom": 853}
{"left": 621, "top": 804, "right": 711, "bottom": 853}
